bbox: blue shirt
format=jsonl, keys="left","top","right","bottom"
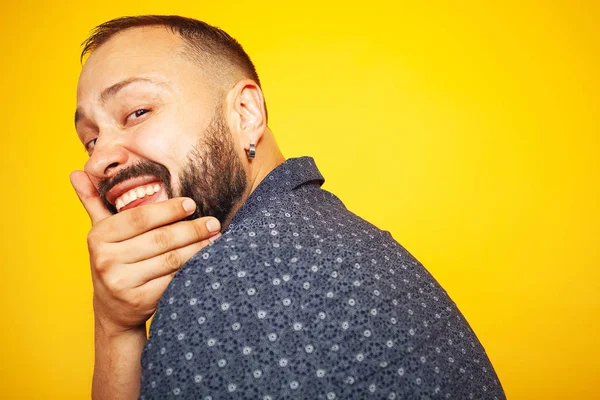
{"left": 140, "top": 157, "right": 505, "bottom": 399}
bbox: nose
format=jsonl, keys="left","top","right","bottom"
{"left": 84, "top": 134, "right": 129, "bottom": 180}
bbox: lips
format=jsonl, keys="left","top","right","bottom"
{"left": 105, "top": 176, "right": 168, "bottom": 212}
{"left": 115, "top": 183, "right": 161, "bottom": 211}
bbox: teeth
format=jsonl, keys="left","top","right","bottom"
{"left": 115, "top": 183, "right": 162, "bottom": 211}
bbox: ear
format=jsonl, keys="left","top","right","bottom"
{"left": 225, "top": 79, "right": 267, "bottom": 154}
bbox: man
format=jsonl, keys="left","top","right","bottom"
{"left": 72, "top": 15, "right": 505, "bottom": 399}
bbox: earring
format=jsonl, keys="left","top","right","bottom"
{"left": 247, "top": 143, "right": 256, "bottom": 159}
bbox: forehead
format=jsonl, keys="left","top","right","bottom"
{"left": 77, "top": 26, "right": 190, "bottom": 99}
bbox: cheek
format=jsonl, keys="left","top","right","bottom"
{"left": 128, "top": 119, "right": 195, "bottom": 187}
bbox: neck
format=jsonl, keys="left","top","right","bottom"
{"left": 222, "top": 127, "right": 285, "bottom": 230}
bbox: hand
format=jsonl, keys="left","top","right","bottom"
{"left": 70, "top": 171, "right": 221, "bottom": 335}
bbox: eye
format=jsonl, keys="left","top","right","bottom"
{"left": 85, "top": 138, "right": 97, "bottom": 155}
{"left": 125, "top": 108, "right": 150, "bottom": 124}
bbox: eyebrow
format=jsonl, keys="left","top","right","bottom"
{"left": 74, "top": 77, "right": 165, "bottom": 127}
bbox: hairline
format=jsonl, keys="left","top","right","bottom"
{"left": 83, "top": 25, "right": 244, "bottom": 92}
{"left": 80, "top": 16, "right": 267, "bottom": 119}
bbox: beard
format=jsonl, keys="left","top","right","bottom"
{"left": 97, "top": 106, "right": 248, "bottom": 224}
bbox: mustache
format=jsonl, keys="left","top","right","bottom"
{"left": 97, "top": 160, "right": 173, "bottom": 214}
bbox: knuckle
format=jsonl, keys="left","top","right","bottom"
{"left": 105, "top": 274, "right": 126, "bottom": 293}
{"left": 172, "top": 198, "right": 186, "bottom": 214}
{"left": 191, "top": 220, "right": 208, "bottom": 240}
{"left": 128, "top": 208, "right": 147, "bottom": 230}
{"left": 86, "top": 229, "right": 99, "bottom": 248}
{"left": 163, "top": 250, "right": 181, "bottom": 272}
{"left": 93, "top": 252, "right": 113, "bottom": 274}
{"left": 152, "top": 229, "right": 171, "bottom": 248}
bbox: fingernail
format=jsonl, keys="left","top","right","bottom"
{"left": 206, "top": 218, "right": 221, "bottom": 233}
{"left": 208, "top": 233, "right": 222, "bottom": 244}
{"left": 182, "top": 199, "right": 196, "bottom": 213}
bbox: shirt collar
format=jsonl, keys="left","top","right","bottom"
{"left": 226, "top": 156, "right": 324, "bottom": 231}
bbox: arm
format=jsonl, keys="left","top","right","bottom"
{"left": 71, "top": 171, "right": 221, "bottom": 399}
{"left": 92, "top": 322, "right": 146, "bottom": 400}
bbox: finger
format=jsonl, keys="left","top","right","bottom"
{"left": 96, "top": 197, "right": 208, "bottom": 243}
{"left": 70, "top": 170, "right": 112, "bottom": 226}
{"left": 120, "top": 217, "right": 222, "bottom": 262}
{"left": 133, "top": 273, "right": 175, "bottom": 309}
{"left": 130, "top": 238, "right": 217, "bottom": 287}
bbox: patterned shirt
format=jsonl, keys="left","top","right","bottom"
{"left": 140, "top": 157, "right": 505, "bottom": 399}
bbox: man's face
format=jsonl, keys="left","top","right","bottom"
{"left": 75, "top": 27, "right": 246, "bottom": 222}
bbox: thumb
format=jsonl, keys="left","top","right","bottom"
{"left": 70, "top": 170, "right": 112, "bottom": 225}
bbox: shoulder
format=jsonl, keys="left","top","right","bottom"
{"left": 141, "top": 185, "right": 505, "bottom": 399}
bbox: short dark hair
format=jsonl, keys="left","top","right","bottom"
{"left": 81, "top": 15, "right": 262, "bottom": 88}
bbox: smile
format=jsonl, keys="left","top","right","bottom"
{"left": 115, "top": 183, "right": 162, "bottom": 211}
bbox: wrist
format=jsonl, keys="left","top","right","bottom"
{"left": 95, "top": 316, "right": 146, "bottom": 339}
{"left": 93, "top": 296, "right": 146, "bottom": 339}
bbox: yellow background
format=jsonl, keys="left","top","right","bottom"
{"left": 0, "top": 1, "right": 598, "bottom": 399}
